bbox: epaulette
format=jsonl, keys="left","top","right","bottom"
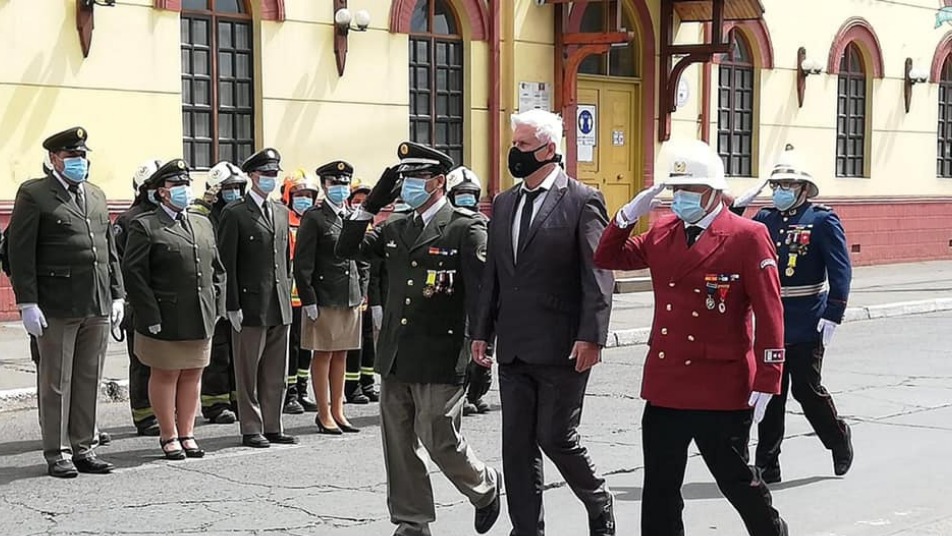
{"left": 813, "top": 204, "right": 832, "bottom": 212}
{"left": 452, "top": 206, "right": 478, "bottom": 218}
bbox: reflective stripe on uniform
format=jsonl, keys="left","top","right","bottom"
{"left": 287, "top": 376, "right": 297, "bottom": 385}
{"left": 780, "top": 281, "right": 827, "bottom": 298}
{"left": 345, "top": 372, "right": 360, "bottom": 381}
{"left": 132, "top": 407, "right": 155, "bottom": 421}
{"left": 360, "top": 367, "right": 375, "bottom": 376}
{"left": 202, "top": 394, "right": 232, "bottom": 407}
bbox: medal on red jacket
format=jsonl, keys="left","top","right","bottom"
{"left": 716, "top": 274, "right": 740, "bottom": 314}
{"left": 704, "top": 274, "right": 718, "bottom": 310}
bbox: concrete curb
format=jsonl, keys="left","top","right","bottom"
{"left": 3, "top": 297, "right": 952, "bottom": 412}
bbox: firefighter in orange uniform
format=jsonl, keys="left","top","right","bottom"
{"left": 593, "top": 140, "right": 789, "bottom": 536}
{"left": 281, "top": 171, "right": 321, "bottom": 414}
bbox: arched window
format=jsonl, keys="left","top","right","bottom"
{"left": 717, "top": 32, "right": 754, "bottom": 177}
{"left": 181, "top": 0, "right": 255, "bottom": 168}
{"left": 939, "top": 56, "right": 952, "bottom": 178}
{"left": 836, "top": 43, "right": 867, "bottom": 178}
{"left": 409, "top": 0, "right": 464, "bottom": 165}
{"left": 577, "top": 0, "right": 638, "bottom": 77}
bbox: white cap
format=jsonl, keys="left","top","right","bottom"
{"left": 770, "top": 144, "right": 819, "bottom": 198}
{"left": 133, "top": 159, "right": 163, "bottom": 191}
{"left": 446, "top": 166, "right": 482, "bottom": 192}
{"left": 207, "top": 161, "right": 247, "bottom": 189}
{"left": 661, "top": 139, "right": 728, "bottom": 191}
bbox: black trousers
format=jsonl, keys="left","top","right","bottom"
{"left": 124, "top": 312, "right": 155, "bottom": 429}
{"left": 345, "top": 307, "right": 376, "bottom": 392}
{"left": 287, "top": 306, "right": 313, "bottom": 389}
{"left": 499, "top": 360, "right": 610, "bottom": 536}
{"left": 201, "top": 318, "right": 236, "bottom": 417}
{"left": 642, "top": 404, "right": 785, "bottom": 536}
{"left": 756, "top": 340, "right": 848, "bottom": 471}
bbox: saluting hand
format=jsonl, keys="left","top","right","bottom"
{"left": 472, "top": 340, "right": 493, "bottom": 369}
{"left": 362, "top": 166, "right": 402, "bottom": 215}
{"left": 570, "top": 341, "right": 603, "bottom": 373}
{"left": 732, "top": 179, "right": 769, "bottom": 208}
{"left": 619, "top": 182, "right": 665, "bottom": 225}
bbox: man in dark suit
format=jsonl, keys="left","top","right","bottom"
{"left": 218, "top": 148, "right": 297, "bottom": 449}
{"left": 7, "top": 127, "right": 125, "bottom": 478}
{"left": 472, "top": 109, "right": 616, "bottom": 536}
{"left": 336, "top": 142, "right": 501, "bottom": 536}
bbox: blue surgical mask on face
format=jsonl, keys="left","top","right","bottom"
{"left": 168, "top": 185, "right": 192, "bottom": 211}
{"left": 62, "top": 157, "right": 88, "bottom": 183}
{"left": 772, "top": 189, "right": 798, "bottom": 212}
{"left": 326, "top": 185, "right": 350, "bottom": 206}
{"left": 221, "top": 189, "right": 241, "bottom": 203}
{"left": 147, "top": 190, "right": 158, "bottom": 205}
{"left": 671, "top": 190, "right": 708, "bottom": 224}
{"left": 393, "top": 202, "right": 412, "bottom": 212}
{"left": 257, "top": 175, "right": 277, "bottom": 194}
{"left": 292, "top": 196, "right": 314, "bottom": 215}
{"left": 453, "top": 193, "right": 477, "bottom": 208}
{"left": 401, "top": 177, "right": 434, "bottom": 209}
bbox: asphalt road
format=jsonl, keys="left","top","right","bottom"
{"left": 1, "top": 312, "right": 951, "bottom": 535}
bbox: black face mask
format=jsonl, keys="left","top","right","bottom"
{"left": 508, "top": 144, "right": 561, "bottom": 179}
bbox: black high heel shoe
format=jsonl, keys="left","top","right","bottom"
{"left": 334, "top": 418, "right": 360, "bottom": 433}
{"left": 160, "top": 437, "right": 185, "bottom": 460}
{"left": 315, "top": 415, "right": 343, "bottom": 435}
{"left": 179, "top": 436, "right": 205, "bottom": 458}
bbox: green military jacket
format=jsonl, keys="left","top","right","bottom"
{"left": 8, "top": 174, "right": 124, "bottom": 318}
{"left": 294, "top": 202, "right": 369, "bottom": 309}
{"left": 114, "top": 197, "right": 157, "bottom": 260}
{"left": 121, "top": 206, "right": 225, "bottom": 340}
{"left": 336, "top": 200, "right": 487, "bottom": 385}
{"left": 218, "top": 194, "right": 292, "bottom": 327}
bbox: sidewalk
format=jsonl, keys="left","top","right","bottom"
{"left": 1, "top": 260, "right": 951, "bottom": 410}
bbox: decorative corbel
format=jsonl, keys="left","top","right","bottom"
{"left": 76, "top": 0, "right": 116, "bottom": 58}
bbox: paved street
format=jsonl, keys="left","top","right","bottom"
{"left": 1, "top": 311, "right": 951, "bottom": 535}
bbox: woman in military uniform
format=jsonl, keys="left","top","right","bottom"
{"left": 122, "top": 159, "right": 226, "bottom": 459}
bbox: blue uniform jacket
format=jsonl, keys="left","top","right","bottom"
{"left": 752, "top": 202, "right": 852, "bottom": 345}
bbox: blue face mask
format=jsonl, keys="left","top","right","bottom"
{"left": 393, "top": 202, "right": 412, "bottom": 212}
{"left": 772, "top": 188, "right": 798, "bottom": 211}
{"left": 401, "top": 177, "right": 434, "bottom": 210}
{"left": 221, "top": 189, "right": 241, "bottom": 204}
{"left": 453, "top": 193, "right": 477, "bottom": 208}
{"left": 62, "top": 157, "right": 88, "bottom": 183}
{"left": 671, "top": 190, "right": 707, "bottom": 224}
{"left": 168, "top": 185, "right": 192, "bottom": 211}
{"left": 257, "top": 175, "right": 277, "bottom": 194}
{"left": 147, "top": 190, "right": 158, "bottom": 205}
{"left": 326, "top": 185, "right": 350, "bottom": 206}
{"left": 292, "top": 196, "right": 314, "bottom": 215}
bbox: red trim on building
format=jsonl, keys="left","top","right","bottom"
{"left": 389, "top": 0, "right": 488, "bottom": 41}
{"left": 711, "top": 19, "right": 775, "bottom": 69}
{"left": 153, "top": 0, "right": 285, "bottom": 21}
{"left": 827, "top": 17, "right": 885, "bottom": 78}
{"left": 931, "top": 31, "right": 952, "bottom": 83}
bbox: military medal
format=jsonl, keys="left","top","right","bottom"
{"left": 704, "top": 274, "right": 718, "bottom": 310}
{"left": 716, "top": 274, "right": 740, "bottom": 314}
{"left": 435, "top": 271, "right": 445, "bottom": 294}
{"left": 445, "top": 270, "right": 456, "bottom": 295}
{"left": 423, "top": 270, "right": 437, "bottom": 298}
{"left": 786, "top": 252, "right": 798, "bottom": 277}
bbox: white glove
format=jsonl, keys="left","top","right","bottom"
{"left": 227, "top": 310, "right": 243, "bottom": 333}
{"left": 304, "top": 304, "right": 319, "bottom": 321}
{"left": 748, "top": 391, "right": 773, "bottom": 424}
{"left": 371, "top": 305, "right": 383, "bottom": 331}
{"left": 20, "top": 304, "right": 48, "bottom": 338}
{"left": 732, "top": 180, "right": 769, "bottom": 208}
{"left": 618, "top": 182, "right": 665, "bottom": 225}
{"left": 817, "top": 318, "right": 837, "bottom": 347}
{"left": 110, "top": 299, "right": 124, "bottom": 328}
{"left": 148, "top": 324, "right": 162, "bottom": 335}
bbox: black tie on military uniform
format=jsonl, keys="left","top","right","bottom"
{"left": 68, "top": 184, "right": 85, "bottom": 214}
{"left": 177, "top": 212, "right": 191, "bottom": 236}
{"left": 685, "top": 225, "right": 703, "bottom": 247}
{"left": 261, "top": 200, "right": 272, "bottom": 226}
{"left": 518, "top": 188, "right": 544, "bottom": 254}
{"left": 406, "top": 214, "right": 425, "bottom": 245}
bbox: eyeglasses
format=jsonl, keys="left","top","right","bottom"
{"left": 769, "top": 181, "right": 802, "bottom": 191}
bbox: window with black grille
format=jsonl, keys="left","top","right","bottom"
{"left": 938, "top": 57, "right": 952, "bottom": 178}
{"left": 836, "top": 43, "right": 867, "bottom": 178}
{"left": 717, "top": 33, "right": 755, "bottom": 177}
{"left": 181, "top": 0, "right": 254, "bottom": 169}
{"left": 408, "top": 0, "right": 464, "bottom": 166}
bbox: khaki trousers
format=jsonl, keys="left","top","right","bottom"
{"left": 380, "top": 377, "right": 498, "bottom": 536}
{"left": 36, "top": 316, "right": 110, "bottom": 464}
{"left": 232, "top": 325, "right": 289, "bottom": 436}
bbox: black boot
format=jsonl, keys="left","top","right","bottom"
{"left": 345, "top": 381, "right": 370, "bottom": 404}
{"left": 361, "top": 381, "right": 379, "bottom": 402}
{"left": 283, "top": 383, "right": 304, "bottom": 415}
{"left": 297, "top": 378, "right": 319, "bottom": 412}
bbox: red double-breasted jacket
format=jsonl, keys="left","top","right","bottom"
{"left": 594, "top": 206, "right": 785, "bottom": 411}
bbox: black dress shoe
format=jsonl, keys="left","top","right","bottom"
{"left": 362, "top": 385, "right": 380, "bottom": 402}
{"left": 589, "top": 495, "right": 616, "bottom": 535}
{"left": 333, "top": 419, "right": 360, "bottom": 433}
{"left": 345, "top": 391, "right": 370, "bottom": 404}
{"left": 209, "top": 409, "right": 237, "bottom": 425}
{"left": 98, "top": 432, "right": 112, "bottom": 446}
{"left": 48, "top": 460, "right": 78, "bottom": 479}
{"left": 137, "top": 422, "right": 161, "bottom": 436}
{"left": 474, "top": 468, "right": 502, "bottom": 534}
{"left": 758, "top": 465, "right": 782, "bottom": 484}
{"left": 462, "top": 401, "right": 478, "bottom": 416}
{"left": 315, "top": 416, "right": 343, "bottom": 435}
{"left": 264, "top": 433, "right": 299, "bottom": 445}
{"left": 833, "top": 423, "right": 854, "bottom": 476}
{"left": 180, "top": 436, "right": 205, "bottom": 458}
{"left": 283, "top": 398, "right": 305, "bottom": 415}
{"left": 242, "top": 434, "right": 271, "bottom": 448}
{"left": 473, "top": 398, "right": 491, "bottom": 414}
{"left": 73, "top": 456, "right": 114, "bottom": 474}
{"left": 299, "top": 395, "right": 320, "bottom": 412}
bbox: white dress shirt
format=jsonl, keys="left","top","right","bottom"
{"left": 416, "top": 196, "right": 447, "bottom": 227}
{"left": 247, "top": 189, "right": 268, "bottom": 211}
{"left": 53, "top": 170, "right": 85, "bottom": 198}
{"left": 685, "top": 201, "right": 724, "bottom": 237}
{"left": 511, "top": 166, "right": 560, "bottom": 260}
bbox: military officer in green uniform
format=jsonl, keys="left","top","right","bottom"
{"left": 336, "top": 142, "right": 501, "bottom": 536}
{"left": 114, "top": 159, "right": 163, "bottom": 436}
{"left": 7, "top": 127, "right": 125, "bottom": 478}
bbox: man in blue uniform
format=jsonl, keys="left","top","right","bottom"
{"left": 731, "top": 144, "right": 854, "bottom": 484}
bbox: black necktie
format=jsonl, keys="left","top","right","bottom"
{"left": 686, "top": 225, "right": 703, "bottom": 247}
{"left": 261, "top": 201, "right": 272, "bottom": 225}
{"left": 178, "top": 212, "right": 191, "bottom": 235}
{"left": 406, "top": 215, "right": 424, "bottom": 245}
{"left": 68, "top": 184, "right": 85, "bottom": 214}
{"left": 517, "top": 189, "right": 544, "bottom": 254}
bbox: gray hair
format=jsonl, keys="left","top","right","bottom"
{"left": 510, "top": 109, "right": 564, "bottom": 155}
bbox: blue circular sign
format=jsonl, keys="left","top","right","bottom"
{"left": 578, "top": 110, "right": 594, "bottom": 135}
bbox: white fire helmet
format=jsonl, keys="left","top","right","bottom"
{"left": 661, "top": 139, "right": 728, "bottom": 191}
{"left": 133, "top": 159, "right": 163, "bottom": 192}
{"left": 770, "top": 144, "right": 819, "bottom": 198}
{"left": 446, "top": 166, "right": 482, "bottom": 194}
{"left": 207, "top": 161, "right": 248, "bottom": 190}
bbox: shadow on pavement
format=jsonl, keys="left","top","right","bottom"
{"left": 613, "top": 475, "right": 837, "bottom": 502}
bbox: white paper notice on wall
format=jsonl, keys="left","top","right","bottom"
{"left": 612, "top": 130, "right": 625, "bottom": 146}
{"left": 518, "top": 82, "right": 552, "bottom": 113}
{"left": 577, "top": 105, "right": 597, "bottom": 163}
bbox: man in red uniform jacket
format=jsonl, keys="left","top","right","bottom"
{"left": 593, "top": 140, "right": 789, "bottom": 536}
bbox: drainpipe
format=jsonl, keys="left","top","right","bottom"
{"left": 487, "top": 0, "right": 502, "bottom": 207}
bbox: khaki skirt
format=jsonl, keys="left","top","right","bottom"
{"left": 135, "top": 333, "right": 212, "bottom": 371}
{"left": 302, "top": 306, "right": 362, "bottom": 352}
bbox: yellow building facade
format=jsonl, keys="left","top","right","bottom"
{"left": 2, "top": 0, "right": 952, "bottom": 268}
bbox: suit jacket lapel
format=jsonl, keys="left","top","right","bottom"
{"left": 322, "top": 202, "right": 343, "bottom": 232}
{"left": 47, "top": 175, "right": 84, "bottom": 219}
{"left": 671, "top": 208, "right": 728, "bottom": 281}
{"left": 157, "top": 206, "right": 193, "bottom": 242}
{"left": 497, "top": 189, "right": 518, "bottom": 270}
{"left": 411, "top": 202, "right": 452, "bottom": 252}
{"left": 246, "top": 196, "right": 274, "bottom": 234}
{"left": 519, "top": 171, "right": 568, "bottom": 256}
